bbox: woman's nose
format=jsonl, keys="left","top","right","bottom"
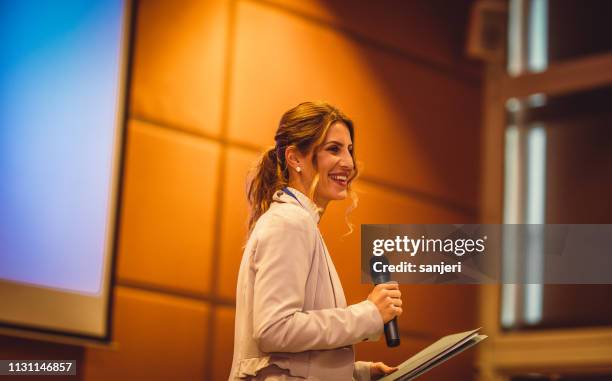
{"left": 340, "top": 151, "right": 354, "bottom": 171}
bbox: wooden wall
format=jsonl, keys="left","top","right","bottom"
{"left": 0, "top": 1, "right": 483, "bottom": 380}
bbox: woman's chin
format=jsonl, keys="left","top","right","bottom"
{"left": 331, "top": 190, "right": 348, "bottom": 200}
{"left": 318, "top": 186, "right": 348, "bottom": 203}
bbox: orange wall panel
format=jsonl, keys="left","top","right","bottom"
{"left": 85, "top": 287, "right": 209, "bottom": 381}
{"left": 130, "top": 0, "right": 228, "bottom": 135}
{"left": 117, "top": 120, "right": 219, "bottom": 294}
{"left": 263, "top": 0, "right": 481, "bottom": 81}
{"left": 211, "top": 306, "right": 236, "bottom": 381}
{"left": 218, "top": 147, "right": 258, "bottom": 300}
{"left": 228, "top": 1, "right": 481, "bottom": 208}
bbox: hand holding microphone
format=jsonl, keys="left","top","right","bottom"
{"left": 367, "top": 283, "right": 403, "bottom": 323}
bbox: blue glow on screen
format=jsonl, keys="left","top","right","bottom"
{"left": 0, "top": 0, "right": 125, "bottom": 295}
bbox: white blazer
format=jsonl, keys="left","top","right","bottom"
{"left": 229, "top": 187, "right": 383, "bottom": 381}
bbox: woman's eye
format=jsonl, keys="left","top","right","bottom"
{"left": 328, "top": 146, "right": 339, "bottom": 153}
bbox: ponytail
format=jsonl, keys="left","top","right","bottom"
{"left": 246, "top": 146, "right": 287, "bottom": 232}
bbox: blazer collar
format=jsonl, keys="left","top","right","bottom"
{"left": 272, "top": 186, "right": 321, "bottom": 224}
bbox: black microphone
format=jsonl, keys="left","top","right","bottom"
{"left": 369, "top": 255, "right": 400, "bottom": 347}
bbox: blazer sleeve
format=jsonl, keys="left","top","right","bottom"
{"left": 353, "top": 361, "right": 372, "bottom": 381}
{"left": 252, "top": 211, "right": 383, "bottom": 353}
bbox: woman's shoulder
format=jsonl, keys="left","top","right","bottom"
{"left": 254, "top": 202, "right": 316, "bottom": 236}
{"left": 247, "top": 202, "right": 318, "bottom": 268}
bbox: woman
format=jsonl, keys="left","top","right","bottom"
{"left": 230, "top": 102, "right": 403, "bottom": 380}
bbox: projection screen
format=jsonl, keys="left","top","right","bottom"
{"left": 0, "top": 0, "right": 131, "bottom": 341}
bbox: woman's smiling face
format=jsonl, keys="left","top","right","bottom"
{"left": 312, "top": 121, "right": 355, "bottom": 207}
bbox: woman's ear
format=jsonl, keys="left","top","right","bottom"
{"left": 285, "top": 145, "right": 302, "bottom": 173}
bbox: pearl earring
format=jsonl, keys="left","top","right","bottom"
{"left": 296, "top": 166, "right": 301, "bottom": 173}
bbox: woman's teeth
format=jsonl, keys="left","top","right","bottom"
{"left": 330, "top": 174, "right": 347, "bottom": 185}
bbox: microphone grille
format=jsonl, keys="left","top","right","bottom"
{"left": 369, "top": 255, "right": 391, "bottom": 284}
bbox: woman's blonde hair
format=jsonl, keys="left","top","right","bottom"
{"left": 246, "top": 101, "right": 359, "bottom": 234}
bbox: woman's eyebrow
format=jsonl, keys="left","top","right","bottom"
{"left": 324, "top": 140, "right": 353, "bottom": 147}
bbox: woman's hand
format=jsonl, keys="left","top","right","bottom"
{"left": 370, "top": 361, "right": 399, "bottom": 380}
{"left": 367, "top": 282, "right": 403, "bottom": 323}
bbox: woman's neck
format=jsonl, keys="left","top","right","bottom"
{"left": 286, "top": 181, "right": 328, "bottom": 217}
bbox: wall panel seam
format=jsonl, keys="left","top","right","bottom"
{"left": 130, "top": 113, "right": 478, "bottom": 216}
{"left": 205, "top": 0, "right": 239, "bottom": 379}
{"left": 115, "top": 282, "right": 460, "bottom": 342}
{"left": 117, "top": 280, "right": 236, "bottom": 307}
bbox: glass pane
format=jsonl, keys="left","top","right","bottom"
{"left": 501, "top": 85, "right": 612, "bottom": 330}
{"left": 507, "top": 0, "right": 612, "bottom": 75}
